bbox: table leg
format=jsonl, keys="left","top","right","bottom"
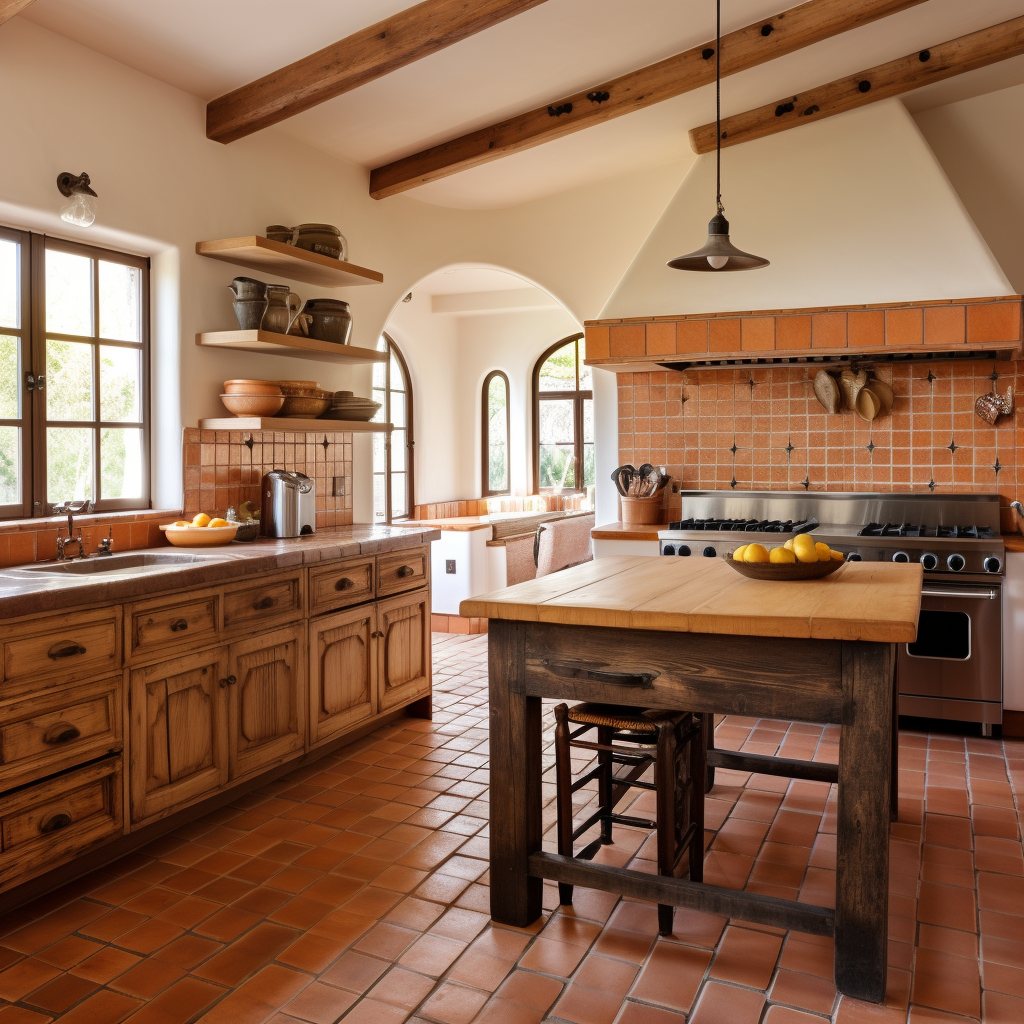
{"left": 891, "top": 661, "right": 900, "bottom": 822}
{"left": 488, "top": 620, "right": 542, "bottom": 926}
{"left": 835, "top": 641, "right": 893, "bottom": 1002}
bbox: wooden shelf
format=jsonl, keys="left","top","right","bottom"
{"left": 199, "top": 417, "right": 392, "bottom": 432}
{"left": 196, "top": 330, "right": 386, "bottom": 363}
{"left": 196, "top": 236, "right": 384, "bottom": 288}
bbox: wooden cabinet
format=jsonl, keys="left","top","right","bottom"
{"left": 129, "top": 649, "right": 230, "bottom": 824}
{"left": 377, "top": 546, "right": 430, "bottom": 598}
{"left": 228, "top": 626, "right": 306, "bottom": 779}
{"left": 128, "top": 591, "right": 219, "bottom": 661}
{"left": 223, "top": 571, "right": 304, "bottom": 633}
{"left": 309, "top": 605, "right": 377, "bottom": 746}
{"left": 309, "top": 557, "right": 374, "bottom": 616}
{"left": 378, "top": 590, "right": 431, "bottom": 711}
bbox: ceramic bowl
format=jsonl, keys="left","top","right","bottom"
{"left": 223, "top": 379, "right": 282, "bottom": 396}
{"left": 726, "top": 556, "right": 844, "bottom": 581}
{"left": 160, "top": 524, "right": 239, "bottom": 547}
{"left": 220, "top": 393, "right": 285, "bottom": 417}
{"left": 324, "top": 404, "right": 379, "bottom": 422}
{"left": 280, "top": 395, "right": 331, "bottom": 418}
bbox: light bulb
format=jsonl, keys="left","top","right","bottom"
{"left": 60, "top": 192, "right": 97, "bottom": 227}
{"left": 707, "top": 255, "right": 729, "bottom": 269}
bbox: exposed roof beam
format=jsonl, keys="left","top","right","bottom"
{"left": 207, "top": 0, "right": 550, "bottom": 144}
{"left": 368, "top": 0, "right": 925, "bottom": 199}
{"left": 689, "top": 15, "right": 1024, "bottom": 153}
{"left": 0, "top": 0, "right": 35, "bottom": 27}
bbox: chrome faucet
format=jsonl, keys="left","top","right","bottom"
{"left": 53, "top": 500, "right": 92, "bottom": 560}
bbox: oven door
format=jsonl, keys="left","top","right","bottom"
{"left": 898, "top": 581, "right": 1002, "bottom": 715}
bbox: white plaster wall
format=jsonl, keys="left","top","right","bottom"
{"left": 0, "top": 18, "right": 682, "bottom": 513}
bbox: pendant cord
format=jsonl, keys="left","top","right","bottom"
{"left": 716, "top": 0, "right": 722, "bottom": 215}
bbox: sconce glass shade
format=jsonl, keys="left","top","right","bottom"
{"left": 667, "top": 212, "right": 769, "bottom": 272}
{"left": 60, "top": 192, "right": 97, "bottom": 227}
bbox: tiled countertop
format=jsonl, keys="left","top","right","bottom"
{"left": 0, "top": 525, "right": 440, "bottom": 618}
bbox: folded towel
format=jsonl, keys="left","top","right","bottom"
{"left": 535, "top": 513, "right": 595, "bottom": 577}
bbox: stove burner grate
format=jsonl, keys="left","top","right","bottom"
{"left": 858, "top": 522, "right": 995, "bottom": 540}
{"left": 667, "top": 518, "right": 818, "bottom": 534}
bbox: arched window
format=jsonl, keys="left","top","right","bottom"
{"left": 533, "top": 333, "right": 592, "bottom": 493}
{"left": 372, "top": 334, "right": 414, "bottom": 522}
{"left": 482, "top": 370, "right": 510, "bottom": 496}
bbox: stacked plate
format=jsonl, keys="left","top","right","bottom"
{"left": 324, "top": 391, "right": 382, "bottom": 422}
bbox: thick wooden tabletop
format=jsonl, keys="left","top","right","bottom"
{"left": 460, "top": 556, "right": 922, "bottom": 643}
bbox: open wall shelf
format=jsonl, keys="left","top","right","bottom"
{"left": 198, "top": 417, "right": 392, "bottom": 432}
{"left": 196, "top": 236, "right": 384, "bottom": 288}
{"left": 196, "top": 330, "right": 387, "bottom": 363}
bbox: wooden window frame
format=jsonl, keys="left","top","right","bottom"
{"left": 481, "top": 369, "right": 510, "bottom": 497}
{"left": 0, "top": 227, "right": 151, "bottom": 519}
{"left": 373, "top": 333, "right": 414, "bottom": 523}
{"left": 532, "top": 333, "right": 590, "bottom": 494}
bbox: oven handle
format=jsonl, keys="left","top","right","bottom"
{"left": 921, "top": 588, "right": 997, "bottom": 600}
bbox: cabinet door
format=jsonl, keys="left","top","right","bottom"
{"left": 309, "top": 605, "right": 376, "bottom": 746}
{"left": 377, "top": 589, "right": 431, "bottom": 712}
{"left": 228, "top": 625, "right": 306, "bottom": 778}
{"left": 129, "top": 649, "right": 229, "bottom": 824}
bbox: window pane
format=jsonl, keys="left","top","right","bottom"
{"left": 99, "top": 261, "right": 141, "bottom": 341}
{"left": 46, "top": 249, "right": 93, "bottom": 336}
{"left": 538, "top": 342, "right": 576, "bottom": 391}
{"left": 46, "top": 339, "right": 94, "bottom": 421}
{"left": 47, "top": 426, "right": 93, "bottom": 502}
{"left": 583, "top": 398, "right": 594, "bottom": 444}
{"left": 578, "top": 337, "right": 592, "bottom": 391}
{"left": 372, "top": 429, "right": 386, "bottom": 467}
{"left": 487, "top": 375, "right": 508, "bottom": 491}
{"left": 390, "top": 390, "right": 406, "bottom": 429}
{"left": 101, "top": 427, "right": 143, "bottom": 499}
{"left": 373, "top": 473, "right": 386, "bottom": 520}
{"left": 584, "top": 444, "right": 596, "bottom": 488}
{"left": 0, "top": 239, "right": 19, "bottom": 329}
{"left": 372, "top": 387, "right": 386, "bottom": 421}
{"left": 391, "top": 471, "right": 407, "bottom": 518}
{"left": 0, "top": 425, "right": 20, "bottom": 503}
{"left": 391, "top": 429, "right": 406, "bottom": 472}
{"left": 100, "top": 345, "right": 141, "bottom": 421}
{"left": 0, "top": 335, "right": 21, "bottom": 419}
{"left": 373, "top": 358, "right": 386, "bottom": 389}
{"left": 539, "top": 445, "right": 574, "bottom": 489}
{"left": 390, "top": 354, "right": 405, "bottom": 391}
{"left": 539, "top": 399, "right": 574, "bottom": 445}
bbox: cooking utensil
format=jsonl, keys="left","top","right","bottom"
{"left": 636, "top": 464, "right": 656, "bottom": 496}
{"left": 813, "top": 370, "right": 841, "bottom": 414}
{"left": 611, "top": 465, "right": 635, "bottom": 497}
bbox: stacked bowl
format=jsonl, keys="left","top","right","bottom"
{"left": 324, "top": 391, "right": 382, "bottom": 422}
{"left": 220, "top": 380, "right": 284, "bottom": 417}
{"left": 276, "top": 381, "right": 332, "bottom": 418}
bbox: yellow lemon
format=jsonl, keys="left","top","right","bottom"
{"left": 744, "top": 543, "right": 770, "bottom": 563}
{"left": 830, "top": 549, "right": 845, "bottom": 561}
{"left": 192, "top": 512, "right": 211, "bottom": 528}
{"left": 172, "top": 520, "right": 191, "bottom": 528}
{"left": 792, "top": 534, "right": 818, "bottom": 564}
{"left": 815, "top": 542, "right": 832, "bottom": 562}
{"left": 783, "top": 538, "right": 795, "bottom": 552}
{"left": 208, "top": 517, "right": 230, "bottom": 529}
{"left": 732, "top": 545, "right": 748, "bottom": 561}
{"left": 769, "top": 546, "right": 796, "bottom": 564}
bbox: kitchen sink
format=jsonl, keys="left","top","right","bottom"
{"left": 18, "top": 552, "right": 230, "bottom": 577}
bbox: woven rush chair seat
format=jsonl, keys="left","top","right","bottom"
{"left": 553, "top": 701, "right": 707, "bottom": 936}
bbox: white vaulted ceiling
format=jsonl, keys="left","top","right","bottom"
{"left": 18, "top": 0, "right": 1024, "bottom": 209}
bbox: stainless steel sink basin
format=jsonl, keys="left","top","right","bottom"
{"left": 19, "top": 552, "right": 229, "bottom": 577}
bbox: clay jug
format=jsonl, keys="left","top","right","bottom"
{"left": 263, "top": 284, "right": 301, "bottom": 334}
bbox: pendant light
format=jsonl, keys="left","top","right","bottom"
{"left": 668, "top": 0, "right": 768, "bottom": 272}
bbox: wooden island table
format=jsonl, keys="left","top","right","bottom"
{"left": 461, "top": 555, "right": 922, "bottom": 1003}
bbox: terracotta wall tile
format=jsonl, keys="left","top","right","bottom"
{"left": 677, "top": 320, "right": 709, "bottom": 353}
{"left": 609, "top": 324, "right": 645, "bottom": 357}
{"left": 967, "top": 302, "right": 1021, "bottom": 343}
{"left": 811, "top": 313, "right": 847, "bottom": 349}
{"left": 886, "top": 307, "right": 923, "bottom": 346}
{"left": 709, "top": 319, "right": 741, "bottom": 353}
{"left": 925, "top": 305, "right": 966, "bottom": 346}
{"left": 585, "top": 325, "right": 610, "bottom": 359}
{"left": 646, "top": 322, "right": 676, "bottom": 356}
{"left": 741, "top": 317, "right": 775, "bottom": 352}
{"left": 776, "top": 316, "right": 811, "bottom": 350}
{"left": 848, "top": 310, "right": 885, "bottom": 349}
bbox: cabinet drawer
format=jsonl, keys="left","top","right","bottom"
{"left": 0, "top": 678, "right": 122, "bottom": 792}
{"left": 129, "top": 592, "right": 219, "bottom": 659}
{"left": 0, "top": 757, "right": 123, "bottom": 890}
{"left": 376, "top": 547, "right": 429, "bottom": 597}
{"left": 310, "top": 557, "right": 374, "bottom": 615}
{"left": 223, "top": 572, "right": 304, "bottom": 634}
{"left": 3, "top": 612, "right": 119, "bottom": 694}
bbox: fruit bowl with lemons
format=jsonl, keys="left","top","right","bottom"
{"left": 727, "top": 533, "right": 845, "bottom": 581}
{"left": 160, "top": 512, "right": 240, "bottom": 547}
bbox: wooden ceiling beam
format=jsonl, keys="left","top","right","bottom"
{"left": 0, "top": 0, "right": 36, "bottom": 27}
{"left": 689, "top": 15, "right": 1024, "bottom": 153}
{"left": 368, "top": 0, "right": 925, "bottom": 199}
{"left": 207, "top": 0, "right": 550, "bottom": 144}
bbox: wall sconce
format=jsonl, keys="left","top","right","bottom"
{"left": 57, "top": 172, "right": 98, "bottom": 227}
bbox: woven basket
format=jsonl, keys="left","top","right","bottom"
{"left": 620, "top": 493, "right": 664, "bottom": 526}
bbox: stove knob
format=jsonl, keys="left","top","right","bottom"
{"left": 947, "top": 553, "right": 965, "bottom": 572}
{"left": 892, "top": 551, "right": 910, "bottom": 563}
{"left": 663, "top": 544, "right": 675, "bottom": 556}
{"left": 702, "top": 546, "right": 717, "bottom": 558}
{"left": 677, "top": 545, "right": 691, "bottom": 556}
{"left": 984, "top": 556, "right": 1002, "bottom": 574}
{"left": 846, "top": 552, "right": 862, "bottom": 562}
{"left": 919, "top": 552, "right": 938, "bottom": 571}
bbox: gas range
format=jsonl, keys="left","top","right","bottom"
{"left": 658, "top": 491, "right": 1004, "bottom": 577}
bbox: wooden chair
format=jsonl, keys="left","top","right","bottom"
{"left": 553, "top": 702, "right": 706, "bottom": 935}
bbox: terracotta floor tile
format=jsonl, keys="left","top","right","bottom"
{"left": 918, "top": 925, "right": 978, "bottom": 959}
{"left": 553, "top": 982, "right": 630, "bottom": 1024}
{"left": 710, "top": 925, "right": 784, "bottom": 990}
{"left": 764, "top": 1006, "right": 829, "bottom": 1024}
{"left": 282, "top": 979, "right": 357, "bottom": 1023}
{"left": 196, "top": 963, "right": 309, "bottom": 1024}
{"left": 984, "top": 959, "right": 1024, "bottom": 998}
{"left": 151, "top": 933, "right": 222, "bottom": 971}
{"left": 319, "top": 950, "right": 390, "bottom": 994}
{"left": 769, "top": 967, "right": 837, "bottom": 1015}
{"left": 689, "top": 980, "right": 766, "bottom": 1024}
{"left": 613, "top": 1000, "right": 688, "bottom": 1023}
{"left": 34, "top": 935, "right": 103, "bottom": 970}
{"left": 353, "top": 922, "right": 419, "bottom": 960}
{"left": 193, "top": 922, "right": 299, "bottom": 987}
{"left": 53, "top": 987, "right": 143, "bottom": 1024}
{"left": 397, "top": 932, "right": 467, "bottom": 976}
{"left": 983, "top": 990, "right": 1024, "bottom": 1022}
{"left": 72, "top": 946, "right": 142, "bottom": 985}
{"left": 193, "top": 906, "right": 263, "bottom": 942}
{"left": 366, "top": 965, "right": 436, "bottom": 1009}
{"left": 0, "top": 959, "right": 61, "bottom": 1001}
{"left": 0, "top": 1006, "right": 54, "bottom": 1024}
{"left": 918, "top": 882, "right": 978, "bottom": 932}
{"left": 109, "top": 957, "right": 187, "bottom": 999}
{"left": 629, "top": 938, "right": 712, "bottom": 1012}
{"left": 333, "top": 997, "right": 411, "bottom": 1024}
{"left": 22, "top": 971, "right": 99, "bottom": 1013}
{"left": 417, "top": 980, "right": 489, "bottom": 1023}
{"left": 911, "top": 947, "right": 982, "bottom": 1018}
{"left": 275, "top": 930, "right": 350, "bottom": 974}
{"left": 115, "top": 919, "right": 184, "bottom": 956}
{"left": 122, "top": 976, "right": 226, "bottom": 1024}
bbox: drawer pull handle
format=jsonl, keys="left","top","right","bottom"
{"left": 253, "top": 596, "right": 275, "bottom": 610}
{"left": 43, "top": 723, "right": 81, "bottom": 745}
{"left": 170, "top": 619, "right": 189, "bottom": 632}
{"left": 47, "top": 641, "right": 86, "bottom": 660}
{"left": 397, "top": 565, "right": 415, "bottom": 578}
{"left": 372, "top": 630, "right": 384, "bottom": 639}
{"left": 219, "top": 674, "right": 237, "bottom": 689}
{"left": 40, "top": 812, "right": 73, "bottom": 834}
{"left": 335, "top": 577, "right": 355, "bottom": 591}
{"left": 542, "top": 660, "right": 656, "bottom": 688}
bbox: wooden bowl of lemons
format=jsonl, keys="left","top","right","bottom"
{"left": 726, "top": 533, "right": 845, "bottom": 581}
{"left": 160, "top": 512, "right": 239, "bottom": 547}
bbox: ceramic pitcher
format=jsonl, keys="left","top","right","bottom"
{"left": 263, "top": 284, "right": 301, "bottom": 334}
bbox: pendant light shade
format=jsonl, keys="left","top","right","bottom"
{"left": 669, "top": 1, "right": 768, "bottom": 273}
